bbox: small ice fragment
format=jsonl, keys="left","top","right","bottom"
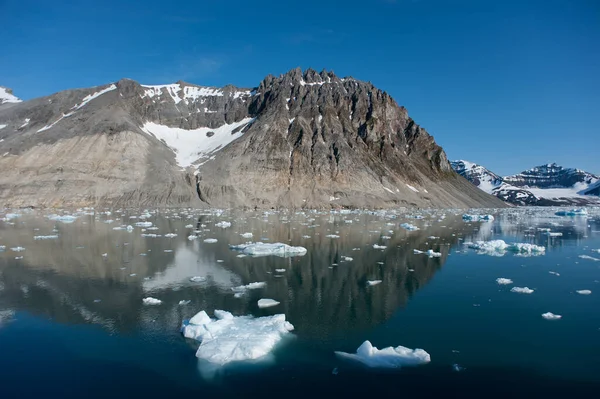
{"left": 204, "top": 238, "right": 218, "bottom": 243}
{"left": 400, "top": 223, "right": 419, "bottom": 231}
{"left": 258, "top": 298, "right": 280, "bottom": 308}
{"left": 179, "top": 300, "right": 191, "bottom": 305}
{"left": 367, "top": 280, "right": 382, "bottom": 286}
{"left": 462, "top": 214, "right": 494, "bottom": 222}
{"left": 143, "top": 297, "right": 162, "bottom": 305}
{"left": 126, "top": 225, "right": 134, "bottom": 232}
{"left": 510, "top": 287, "right": 534, "bottom": 294}
{"left": 426, "top": 249, "right": 441, "bottom": 257}
{"left": 542, "top": 312, "right": 562, "bottom": 320}
{"left": 34, "top": 235, "right": 59, "bottom": 240}
{"left": 11, "top": 247, "right": 25, "bottom": 252}
{"left": 452, "top": 364, "right": 465, "bottom": 372}
{"left": 578, "top": 255, "right": 600, "bottom": 262}
{"left": 164, "top": 233, "right": 177, "bottom": 238}
{"left": 341, "top": 256, "right": 353, "bottom": 261}
{"left": 275, "top": 269, "right": 286, "bottom": 272}
{"left": 101, "top": 253, "right": 108, "bottom": 257}
{"left": 549, "top": 271, "right": 560, "bottom": 276}
{"left": 187, "top": 235, "right": 198, "bottom": 240}
{"left": 240, "top": 232, "right": 253, "bottom": 238}
{"left": 232, "top": 282, "right": 266, "bottom": 293}
{"left": 496, "top": 278, "right": 513, "bottom": 285}
{"left": 373, "top": 244, "right": 387, "bottom": 249}
{"left": 185, "top": 224, "right": 194, "bottom": 228}
{"left": 190, "top": 276, "right": 207, "bottom": 283}
{"left": 326, "top": 234, "right": 340, "bottom": 238}
{"left": 335, "top": 340, "right": 430, "bottom": 368}
{"left": 576, "top": 290, "right": 592, "bottom": 295}
{"left": 215, "top": 221, "right": 231, "bottom": 228}
{"left": 229, "top": 242, "right": 306, "bottom": 257}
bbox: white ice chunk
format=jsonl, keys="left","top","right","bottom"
{"left": 229, "top": 242, "right": 307, "bottom": 257}
{"left": 240, "top": 232, "right": 253, "bottom": 238}
{"left": 257, "top": 298, "right": 280, "bottom": 308}
{"left": 34, "top": 235, "right": 59, "bottom": 240}
{"left": 47, "top": 214, "right": 78, "bottom": 223}
{"left": 231, "top": 282, "right": 266, "bottom": 293}
{"left": 135, "top": 221, "right": 153, "bottom": 227}
{"left": 367, "top": 280, "right": 382, "bottom": 286}
{"left": 576, "top": 290, "right": 592, "bottom": 295}
{"left": 373, "top": 244, "right": 387, "bottom": 249}
{"left": 496, "top": 278, "right": 513, "bottom": 285}
{"left": 578, "top": 255, "right": 600, "bottom": 262}
{"left": 542, "top": 312, "right": 562, "bottom": 320}
{"left": 204, "top": 238, "right": 218, "bottom": 243}
{"left": 181, "top": 310, "right": 294, "bottom": 365}
{"left": 335, "top": 340, "right": 430, "bottom": 368}
{"left": 142, "top": 297, "right": 162, "bottom": 305}
{"left": 164, "top": 233, "right": 177, "bottom": 238}
{"left": 465, "top": 240, "right": 545, "bottom": 256}
{"left": 215, "top": 221, "right": 231, "bottom": 228}
{"left": 400, "top": 223, "right": 419, "bottom": 231}
{"left": 190, "top": 276, "right": 207, "bottom": 283}
{"left": 510, "top": 287, "right": 534, "bottom": 294}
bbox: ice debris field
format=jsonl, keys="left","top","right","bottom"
{"left": 1, "top": 205, "right": 599, "bottom": 377}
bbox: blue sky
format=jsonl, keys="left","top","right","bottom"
{"left": 1, "top": 0, "right": 598, "bottom": 175}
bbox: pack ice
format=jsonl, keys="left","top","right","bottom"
{"left": 229, "top": 242, "right": 307, "bottom": 257}
{"left": 335, "top": 340, "right": 430, "bottom": 368}
{"left": 181, "top": 310, "right": 294, "bottom": 365}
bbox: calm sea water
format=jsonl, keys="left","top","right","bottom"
{"left": 1, "top": 208, "right": 599, "bottom": 398}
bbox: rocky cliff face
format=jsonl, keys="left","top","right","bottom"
{"left": 0, "top": 68, "right": 503, "bottom": 209}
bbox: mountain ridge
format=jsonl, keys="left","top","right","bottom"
{"left": 452, "top": 160, "right": 599, "bottom": 206}
{"left": 0, "top": 68, "right": 504, "bottom": 209}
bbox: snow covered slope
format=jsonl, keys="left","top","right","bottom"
{"left": 0, "top": 87, "right": 21, "bottom": 105}
{"left": 452, "top": 160, "right": 600, "bottom": 206}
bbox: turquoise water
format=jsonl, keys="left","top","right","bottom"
{"left": 0, "top": 208, "right": 599, "bottom": 398}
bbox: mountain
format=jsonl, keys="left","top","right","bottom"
{"left": 0, "top": 68, "right": 503, "bottom": 209}
{"left": 452, "top": 160, "right": 600, "bottom": 206}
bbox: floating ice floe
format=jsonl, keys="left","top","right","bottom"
{"left": 335, "top": 340, "right": 430, "bottom": 368}
{"left": 367, "top": 280, "right": 382, "bottom": 286}
{"left": 10, "top": 247, "right": 25, "bottom": 252}
{"left": 229, "top": 242, "right": 307, "bottom": 258}
{"left": 545, "top": 232, "right": 563, "bottom": 237}
{"left": 341, "top": 256, "right": 353, "bottom": 262}
{"left": 400, "top": 223, "right": 419, "bottom": 231}
{"left": 462, "top": 214, "right": 494, "bottom": 222}
{"left": 373, "top": 244, "right": 387, "bottom": 249}
{"left": 187, "top": 235, "right": 198, "bottom": 240}
{"left": 231, "top": 282, "right": 266, "bottom": 293}
{"left": 181, "top": 310, "right": 294, "bottom": 365}
{"left": 190, "top": 276, "right": 207, "bottom": 283}
{"left": 240, "top": 232, "right": 253, "bottom": 238}
{"left": 164, "top": 233, "right": 177, "bottom": 238}
{"left": 185, "top": 224, "right": 194, "bottom": 229}
{"left": 555, "top": 209, "right": 588, "bottom": 217}
{"left": 135, "top": 221, "right": 153, "bottom": 227}
{"left": 413, "top": 249, "right": 442, "bottom": 257}
{"left": 464, "top": 240, "right": 545, "bottom": 256}
{"left": 34, "top": 235, "right": 59, "bottom": 240}
{"left": 549, "top": 271, "right": 560, "bottom": 276}
{"left": 47, "top": 214, "right": 77, "bottom": 223}
{"left": 204, "top": 238, "right": 218, "bottom": 243}
{"left": 510, "top": 287, "right": 534, "bottom": 294}
{"left": 179, "top": 300, "right": 191, "bottom": 305}
{"left": 542, "top": 312, "right": 562, "bottom": 320}
{"left": 215, "top": 221, "right": 232, "bottom": 228}
{"left": 275, "top": 269, "right": 286, "bottom": 273}
{"left": 142, "top": 297, "right": 162, "bottom": 305}
{"left": 325, "top": 234, "right": 340, "bottom": 238}
{"left": 496, "top": 278, "right": 513, "bottom": 285}
{"left": 576, "top": 290, "right": 592, "bottom": 295}
{"left": 578, "top": 255, "right": 600, "bottom": 262}
{"left": 257, "top": 299, "right": 280, "bottom": 308}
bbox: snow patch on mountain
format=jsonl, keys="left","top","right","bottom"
{"left": 141, "top": 117, "right": 255, "bottom": 168}
{"left": 141, "top": 83, "right": 252, "bottom": 105}
{"left": 0, "top": 87, "right": 21, "bottom": 104}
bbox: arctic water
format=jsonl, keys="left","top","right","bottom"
{"left": 1, "top": 208, "right": 599, "bottom": 398}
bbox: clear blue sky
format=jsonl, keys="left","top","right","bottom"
{"left": 1, "top": 0, "right": 598, "bottom": 175}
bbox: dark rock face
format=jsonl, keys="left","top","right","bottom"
{"left": 0, "top": 68, "right": 504, "bottom": 209}
{"left": 504, "top": 163, "right": 599, "bottom": 189}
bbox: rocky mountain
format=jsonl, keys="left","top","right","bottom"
{"left": 0, "top": 68, "right": 503, "bottom": 209}
{"left": 452, "top": 160, "right": 600, "bottom": 206}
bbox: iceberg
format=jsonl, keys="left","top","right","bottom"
{"left": 47, "top": 214, "right": 78, "bottom": 223}
{"left": 462, "top": 214, "right": 494, "bottom": 222}
{"left": 400, "top": 223, "right": 419, "bottom": 231}
{"left": 555, "top": 209, "right": 588, "bottom": 217}
{"left": 496, "top": 278, "right": 513, "bottom": 285}
{"left": 181, "top": 310, "right": 294, "bottom": 365}
{"left": 335, "top": 340, "right": 430, "bottom": 368}
{"left": 465, "top": 240, "right": 545, "bottom": 256}
{"left": 257, "top": 298, "right": 280, "bottom": 308}
{"left": 510, "top": 287, "right": 534, "bottom": 294}
{"left": 229, "top": 242, "right": 307, "bottom": 258}
{"left": 542, "top": 312, "right": 562, "bottom": 320}
{"left": 142, "top": 297, "right": 162, "bottom": 305}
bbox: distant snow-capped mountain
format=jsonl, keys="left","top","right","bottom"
{"left": 451, "top": 160, "right": 600, "bottom": 206}
{"left": 0, "top": 87, "right": 21, "bottom": 105}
